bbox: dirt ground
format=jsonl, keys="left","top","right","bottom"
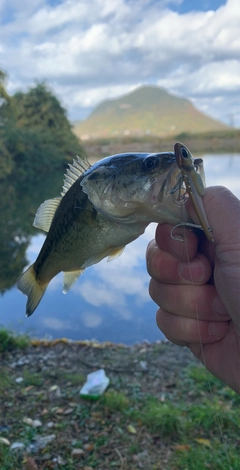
{"left": 0, "top": 340, "right": 200, "bottom": 469}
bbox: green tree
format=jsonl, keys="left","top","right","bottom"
{"left": 0, "top": 76, "right": 85, "bottom": 180}
{"left": 0, "top": 71, "right": 86, "bottom": 292}
{"left": 0, "top": 69, "right": 10, "bottom": 102}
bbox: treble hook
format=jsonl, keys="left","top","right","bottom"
{"left": 170, "top": 222, "right": 204, "bottom": 242}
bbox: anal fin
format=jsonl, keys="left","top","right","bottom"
{"left": 63, "top": 269, "right": 84, "bottom": 294}
{"left": 107, "top": 246, "right": 125, "bottom": 262}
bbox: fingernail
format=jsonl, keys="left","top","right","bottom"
{"left": 213, "top": 296, "right": 228, "bottom": 316}
{"left": 179, "top": 259, "right": 205, "bottom": 283}
{"left": 208, "top": 322, "right": 229, "bottom": 337}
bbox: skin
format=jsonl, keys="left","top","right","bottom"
{"left": 146, "top": 186, "right": 240, "bottom": 394}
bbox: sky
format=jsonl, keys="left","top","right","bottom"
{"left": 0, "top": 0, "right": 240, "bottom": 127}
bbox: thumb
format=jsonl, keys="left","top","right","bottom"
{"left": 188, "top": 186, "right": 240, "bottom": 326}
{"left": 187, "top": 185, "right": 240, "bottom": 246}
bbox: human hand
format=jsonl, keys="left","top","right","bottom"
{"left": 146, "top": 186, "right": 240, "bottom": 393}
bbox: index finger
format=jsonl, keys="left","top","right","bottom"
{"left": 155, "top": 223, "right": 199, "bottom": 261}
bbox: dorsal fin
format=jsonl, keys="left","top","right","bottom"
{"left": 33, "top": 197, "right": 61, "bottom": 232}
{"left": 33, "top": 156, "right": 91, "bottom": 232}
{"left": 61, "top": 155, "right": 91, "bottom": 197}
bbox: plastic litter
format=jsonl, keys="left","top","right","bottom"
{"left": 80, "top": 369, "right": 110, "bottom": 400}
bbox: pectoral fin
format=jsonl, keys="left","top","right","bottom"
{"left": 63, "top": 269, "right": 85, "bottom": 294}
{"left": 33, "top": 197, "right": 61, "bottom": 232}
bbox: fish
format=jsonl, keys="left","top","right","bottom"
{"left": 17, "top": 151, "right": 194, "bottom": 317}
{"left": 174, "top": 142, "right": 214, "bottom": 242}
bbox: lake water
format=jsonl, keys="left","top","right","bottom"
{"left": 1, "top": 153, "right": 240, "bottom": 344}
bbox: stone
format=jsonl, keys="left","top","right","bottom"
{"left": 10, "top": 442, "right": 25, "bottom": 451}
{"left": 71, "top": 448, "right": 84, "bottom": 459}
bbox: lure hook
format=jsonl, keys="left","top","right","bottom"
{"left": 170, "top": 222, "right": 204, "bottom": 242}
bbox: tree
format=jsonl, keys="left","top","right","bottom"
{"left": 0, "top": 71, "right": 86, "bottom": 292}
{"left": 0, "top": 76, "right": 86, "bottom": 180}
{"left": 0, "top": 69, "right": 10, "bottom": 103}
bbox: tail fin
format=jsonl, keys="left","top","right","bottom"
{"left": 17, "top": 264, "right": 48, "bottom": 317}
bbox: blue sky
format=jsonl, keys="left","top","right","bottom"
{"left": 0, "top": 0, "right": 239, "bottom": 127}
{"left": 170, "top": 0, "right": 226, "bottom": 13}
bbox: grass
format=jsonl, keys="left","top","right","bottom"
{"left": 22, "top": 371, "right": 44, "bottom": 387}
{"left": 0, "top": 446, "right": 21, "bottom": 470}
{"left": 139, "top": 399, "right": 182, "bottom": 437}
{"left": 0, "top": 370, "right": 13, "bottom": 395}
{"left": 187, "top": 400, "right": 240, "bottom": 434}
{"left": 102, "top": 390, "right": 129, "bottom": 412}
{"left": 0, "top": 343, "right": 239, "bottom": 469}
{"left": 0, "top": 328, "right": 29, "bottom": 353}
{"left": 171, "top": 442, "right": 240, "bottom": 470}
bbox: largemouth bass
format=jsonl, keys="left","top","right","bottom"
{"left": 17, "top": 151, "right": 193, "bottom": 317}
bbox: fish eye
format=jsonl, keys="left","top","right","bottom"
{"left": 180, "top": 147, "right": 188, "bottom": 159}
{"left": 143, "top": 155, "right": 158, "bottom": 170}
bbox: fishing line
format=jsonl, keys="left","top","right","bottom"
{"left": 181, "top": 213, "right": 231, "bottom": 469}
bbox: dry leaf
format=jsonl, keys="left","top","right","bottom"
{"left": 0, "top": 437, "right": 10, "bottom": 446}
{"left": 24, "top": 457, "right": 38, "bottom": 470}
{"left": 127, "top": 424, "right": 137, "bottom": 434}
{"left": 195, "top": 438, "right": 211, "bottom": 447}
{"left": 174, "top": 444, "right": 191, "bottom": 452}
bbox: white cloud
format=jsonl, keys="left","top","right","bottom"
{"left": 1, "top": 0, "right": 239, "bottom": 125}
{"left": 81, "top": 311, "right": 103, "bottom": 328}
{"left": 41, "top": 316, "right": 72, "bottom": 330}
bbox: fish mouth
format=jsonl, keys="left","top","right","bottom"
{"left": 154, "top": 163, "right": 183, "bottom": 203}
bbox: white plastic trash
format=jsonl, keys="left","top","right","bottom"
{"left": 80, "top": 369, "right": 110, "bottom": 399}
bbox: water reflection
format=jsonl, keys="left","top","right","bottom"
{"left": 0, "top": 153, "right": 240, "bottom": 343}
{"left": 0, "top": 171, "right": 64, "bottom": 294}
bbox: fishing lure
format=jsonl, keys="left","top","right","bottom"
{"left": 172, "top": 142, "right": 214, "bottom": 243}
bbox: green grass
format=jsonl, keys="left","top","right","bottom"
{"left": 186, "top": 400, "right": 240, "bottom": 434}
{"left": 101, "top": 389, "right": 130, "bottom": 412}
{"left": 0, "top": 328, "right": 29, "bottom": 353}
{"left": 139, "top": 398, "right": 182, "bottom": 437}
{"left": 60, "top": 371, "right": 85, "bottom": 385}
{"left": 22, "top": 370, "right": 43, "bottom": 387}
{"left": 0, "top": 445, "right": 21, "bottom": 470}
{"left": 0, "top": 370, "right": 13, "bottom": 395}
{"left": 170, "top": 442, "right": 240, "bottom": 470}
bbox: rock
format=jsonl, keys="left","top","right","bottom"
{"left": 10, "top": 441, "right": 25, "bottom": 451}
{"left": 28, "top": 434, "right": 56, "bottom": 452}
{"left": 53, "top": 455, "right": 66, "bottom": 465}
{"left": 46, "top": 421, "right": 55, "bottom": 428}
{"left": 71, "top": 448, "right": 84, "bottom": 459}
{"left": 139, "top": 360, "right": 147, "bottom": 370}
{"left": 48, "top": 385, "right": 61, "bottom": 400}
{"left": 16, "top": 357, "right": 30, "bottom": 366}
{"left": 23, "top": 417, "right": 34, "bottom": 426}
{"left": 32, "top": 419, "right": 42, "bottom": 427}
{"left": 15, "top": 377, "right": 24, "bottom": 383}
{"left": 23, "top": 417, "right": 42, "bottom": 427}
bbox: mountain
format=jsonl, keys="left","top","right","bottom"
{"left": 74, "top": 86, "right": 229, "bottom": 140}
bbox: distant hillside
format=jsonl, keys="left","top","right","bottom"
{"left": 74, "top": 85, "right": 229, "bottom": 140}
